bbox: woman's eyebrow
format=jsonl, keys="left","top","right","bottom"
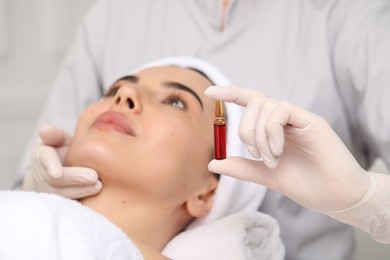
{"left": 114, "top": 76, "right": 204, "bottom": 110}
{"left": 115, "top": 75, "right": 139, "bottom": 84}
{"left": 162, "top": 81, "right": 204, "bottom": 110}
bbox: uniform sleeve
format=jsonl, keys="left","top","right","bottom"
{"left": 13, "top": 0, "right": 108, "bottom": 187}
{"left": 330, "top": 173, "right": 390, "bottom": 244}
{"left": 329, "top": 0, "right": 390, "bottom": 169}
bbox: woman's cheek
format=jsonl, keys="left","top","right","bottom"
{"left": 65, "top": 107, "right": 100, "bottom": 166}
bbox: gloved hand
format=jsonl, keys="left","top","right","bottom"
{"left": 205, "top": 86, "right": 370, "bottom": 214}
{"left": 23, "top": 124, "right": 102, "bottom": 199}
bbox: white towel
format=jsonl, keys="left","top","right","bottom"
{"left": 0, "top": 190, "right": 284, "bottom": 260}
{"left": 133, "top": 56, "right": 267, "bottom": 229}
{"left": 162, "top": 211, "right": 285, "bottom": 260}
{"left": 0, "top": 191, "right": 143, "bottom": 260}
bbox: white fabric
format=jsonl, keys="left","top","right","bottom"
{"left": 16, "top": 0, "right": 390, "bottom": 258}
{"left": 0, "top": 191, "right": 284, "bottom": 259}
{"left": 133, "top": 56, "right": 266, "bottom": 229}
{"left": 0, "top": 191, "right": 143, "bottom": 260}
{"left": 162, "top": 211, "right": 285, "bottom": 260}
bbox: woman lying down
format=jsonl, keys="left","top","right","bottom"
{"left": 0, "top": 58, "right": 284, "bottom": 259}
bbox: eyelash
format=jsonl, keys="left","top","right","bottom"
{"left": 104, "top": 85, "right": 188, "bottom": 110}
{"left": 163, "top": 94, "right": 188, "bottom": 110}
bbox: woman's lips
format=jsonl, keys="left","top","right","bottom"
{"left": 92, "top": 111, "right": 136, "bottom": 136}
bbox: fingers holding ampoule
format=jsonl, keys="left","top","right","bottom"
{"left": 206, "top": 86, "right": 283, "bottom": 167}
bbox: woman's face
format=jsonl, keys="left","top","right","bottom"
{"left": 66, "top": 66, "right": 215, "bottom": 205}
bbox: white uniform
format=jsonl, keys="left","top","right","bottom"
{"left": 16, "top": 0, "right": 390, "bottom": 258}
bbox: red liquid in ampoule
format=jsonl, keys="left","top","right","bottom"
{"left": 214, "top": 124, "right": 226, "bottom": 160}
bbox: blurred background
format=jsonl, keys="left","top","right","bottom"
{"left": 0, "top": 0, "right": 97, "bottom": 188}
{"left": 0, "top": 0, "right": 389, "bottom": 259}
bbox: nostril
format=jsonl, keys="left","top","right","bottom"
{"left": 115, "top": 96, "right": 121, "bottom": 105}
{"left": 127, "top": 98, "right": 135, "bottom": 109}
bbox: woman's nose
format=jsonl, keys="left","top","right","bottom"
{"left": 112, "top": 86, "right": 142, "bottom": 113}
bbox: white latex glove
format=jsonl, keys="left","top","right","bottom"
{"left": 23, "top": 124, "right": 102, "bottom": 199}
{"left": 205, "top": 86, "right": 370, "bottom": 214}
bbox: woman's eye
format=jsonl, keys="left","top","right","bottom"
{"left": 104, "top": 86, "right": 120, "bottom": 97}
{"left": 164, "top": 96, "right": 187, "bottom": 110}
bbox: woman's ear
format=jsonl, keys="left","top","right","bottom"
{"left": 186, "top": 176, "right": 218, "bottom": 218}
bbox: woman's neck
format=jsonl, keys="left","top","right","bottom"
{"left": 79, "top": 184, "right": 191, "bottom": 251}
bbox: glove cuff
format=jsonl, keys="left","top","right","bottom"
{"left": 329, "top": 173, "right": 390, "bottom": 244}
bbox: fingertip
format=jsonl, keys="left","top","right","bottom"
{"left": 268, "top": 127, "right": 285, "bottom": 157}
{"left": 48, "top": 167, "right": 62, "bottom": 178}
{"left": 208, "top": 158, "right": 229, "bottom": 173}
{"left": 204, "top": 86, "right": 220, "bottom": 97}
{"left": 264, "top": 159, "right": 279, "bottom": 170}
{"left": 95, "top": 180, "right": 103, "bottom": 191}
{"left": 271, "top": 144, "right": 284, "bottom": 157}
{"left": 247, "top": 146, "right": 262, "bottom": 159}
{"left": 39, "top": 123, "right": 59, "bottom": 137}
{"left": 39, "top": 123, "right": 69, "bottom": 146}
{"left": 84, "top": 168, "right": 99, "bottom": 182}
{"left": 208, "top": 159, "right": 218, "bottom": 171}
{"left": 72, "top": 168, "right": 99, "bottom": 184}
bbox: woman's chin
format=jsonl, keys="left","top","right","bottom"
{"left": 66, "top": 138, "right": 117, "bottom": 169}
